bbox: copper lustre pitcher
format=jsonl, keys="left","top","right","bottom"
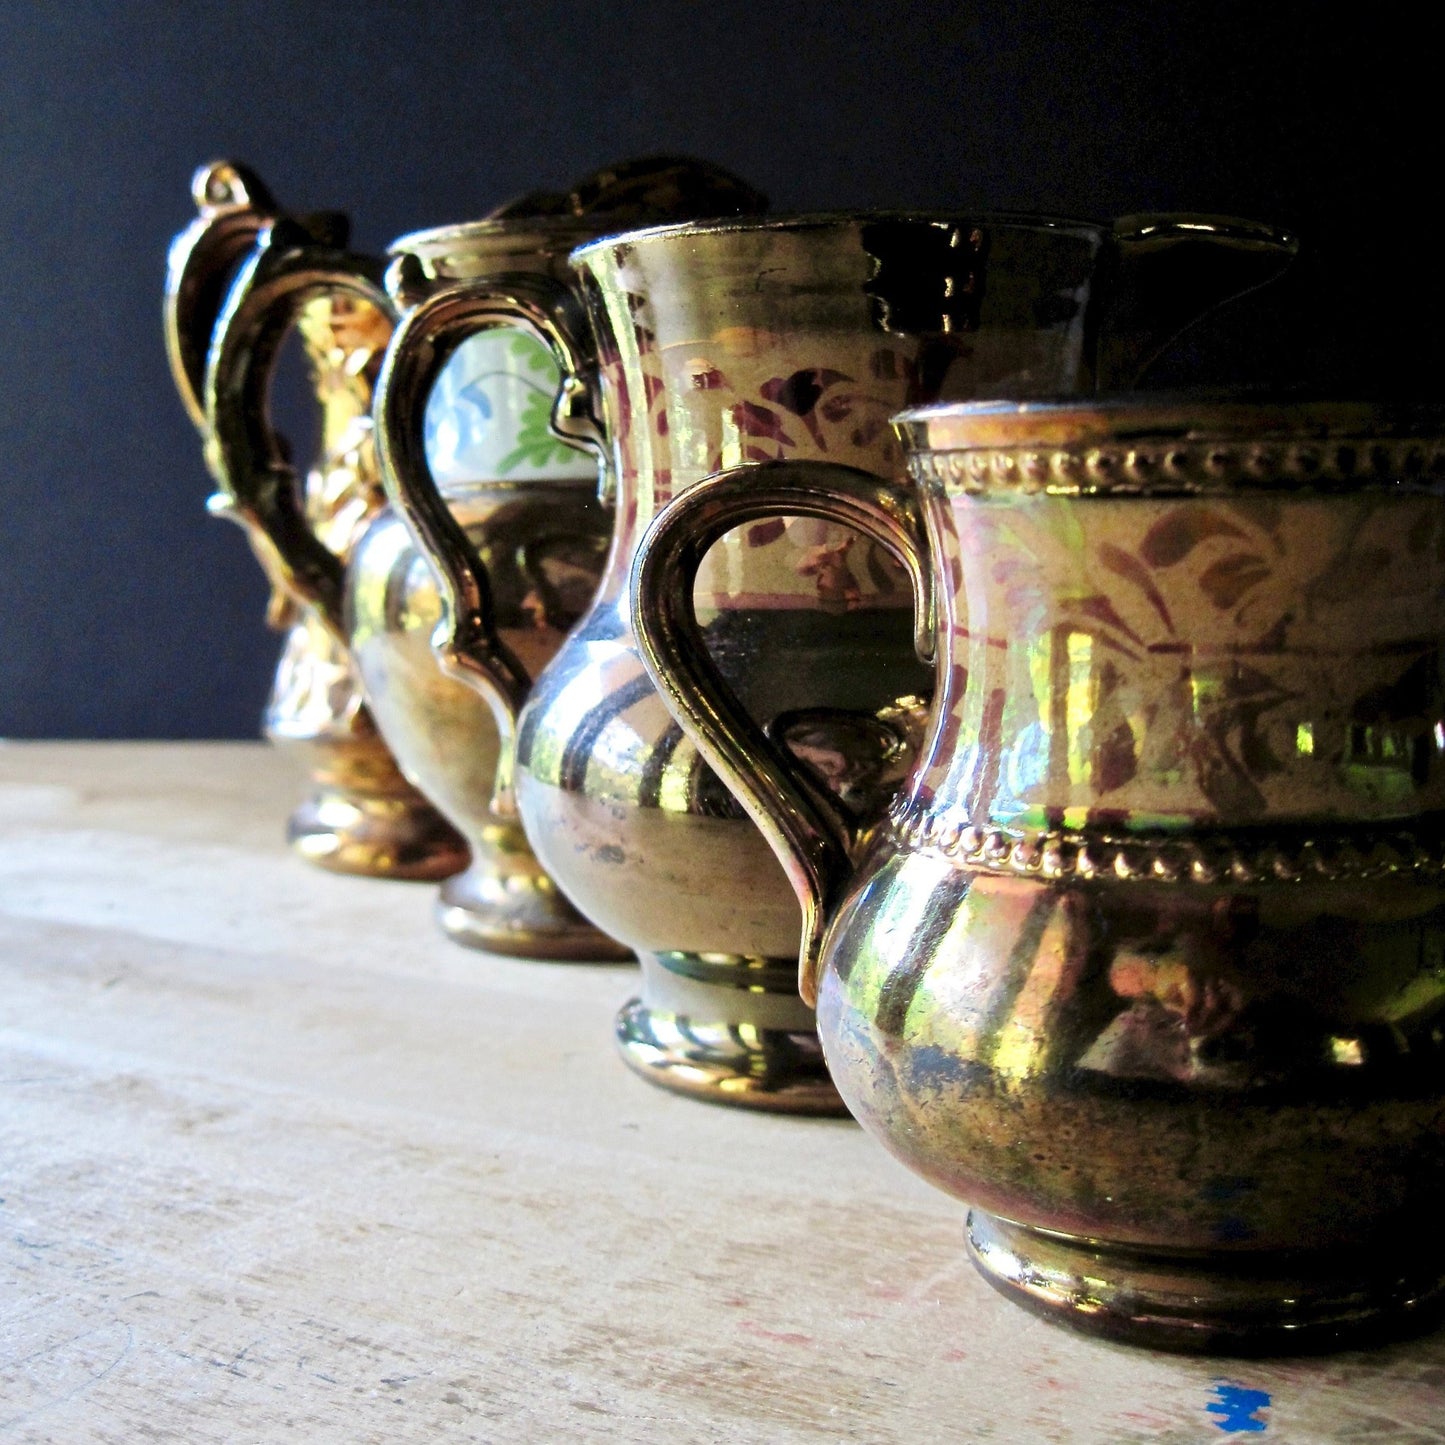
{"left": 633, "top": 397, "right": 1445, "bottom": 1351}
{"left": 165, "top": 162, "right": 467, "bottom": 879}
{"left": 379, "top": 211, "right": 1295, "bottom": 1110}
{"left": 201, "top": 158, "right": 765, "bottom": 957}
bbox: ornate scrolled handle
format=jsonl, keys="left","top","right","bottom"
{"left": 165, "top": 161, "right": 349, "bottom": 427}
{"left": 629, "top": 461, "right": 933, "bottom": 1005}
{"left": 373, "top": 264, "right": 605, "bottom": 801}
{"left": 164, "top": 161, "right": 280, "bottom": 431}
{"left": 202, "top": 221, "right": 394, "bottom": 640}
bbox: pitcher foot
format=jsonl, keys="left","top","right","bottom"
{"left": 288, "top": 785, "right": 467, "bottom": 880}
{"left": 965, "top": 1209, "right": 1445, "bottom": 1354}
{"left": 615, "top": 952, "right": 848, "bottom": 1114}
{"left": 437, "top": 858, "right": 633, "bottom": 961}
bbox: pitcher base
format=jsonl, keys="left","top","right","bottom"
{"left": 287, "top": 785, "right": 467, "bottom": 881}
{"left": 966, "top": 1209, "right": 1445, "bottom": 1355}
{"left": 437, "top": 859, "right": 633, "bottom": 962}
{"left": 615, "top": 952, "right": 847, "bottom": 1114}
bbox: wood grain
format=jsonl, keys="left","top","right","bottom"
{"left": 1, "top": 743, "right": 1442, "bottom": 1442}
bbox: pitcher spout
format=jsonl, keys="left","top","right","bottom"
{"left": 1097, "top": 213, "right": 1299, "bottom": 388}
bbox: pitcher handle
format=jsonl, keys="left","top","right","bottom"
{"left": 629, "top": 460, "right": 932, "bottom": 1005}
{"left": 203, "top": 220, "right": 394, "bottom": 641}
{"left": 165, "top": 161, "right": 349, "bottom": 426}
{"left": 164, "top": 161, "right": 281, "bottom": 431}
{"left": 373, "top": 261, "right": 604, "bottom": 773}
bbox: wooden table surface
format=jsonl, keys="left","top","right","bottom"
{"left": 1, "top": 742, "right": 1443, "bottom": 1443}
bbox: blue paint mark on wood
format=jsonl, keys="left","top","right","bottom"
{"left": 1207, "top": 1381, "right": 1271, "bottom": 1433}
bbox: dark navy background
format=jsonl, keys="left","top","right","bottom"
{"left": 0, "top": 2, "right": 1437, "bottom": 736}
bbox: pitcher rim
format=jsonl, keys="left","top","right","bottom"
{"left": 567, "top": 210, "right": 1112, "bottom": 263}
{"left": 895, "top": 396, "right": 1445, "bottom": 496}
{"left": 566, "top": 210, "right": 1298, "bottom": 266}
{"left": 388, "top": 214, "right": 615, "bottom": 260}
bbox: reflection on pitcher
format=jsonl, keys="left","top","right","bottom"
{"left": 632, "top": 397, "right": 1445, "bottom": 1351}
{"left": 203, "top": 157, "right": 766, "bottom": 955}
{"left": 381, "top": 209, "right": 1295, "bottom": 1111}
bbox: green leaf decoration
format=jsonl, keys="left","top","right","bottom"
{"left": 507, "top": 331, "right": 555, "bottom": 374}
{"left": 496, "top": 385, "right": 579, "bottom": 473}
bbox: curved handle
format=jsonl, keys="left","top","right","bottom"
{"left": 629, "top": 460, "right": 932, "bottom": 1005}
{"left": 1098, "top": 213, "right": 1299, "bottom": 386}
{"left": 164, "top": 161, "right": 280, "bottom": 431}
{"left": 164, "top": 161, "right": 350, "bottom": 428}
{"left": 203, "top": 221, "right": 394, "bottom": 641}
{"left": 373, "top": 262, "right": 604, "bottom": 772}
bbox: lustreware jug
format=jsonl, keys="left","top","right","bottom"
{"left": 634, "top": 397, "right": 1445, "bottom": 1351}
{"left": 204, "top": 159, "right": 764, "bottom": 955}
{"left": 380, "top": 212, "right": 1295, "bottom": 1108}
{"left": 165, "top": 162, "right": 468, "bottom": 879}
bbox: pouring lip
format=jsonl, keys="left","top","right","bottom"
{"left": 895, "top": 394, "right": 1445, "bottom": 495}
{"left": 566, "top": 210, "right": 1298, "bottom": 266}
{"left": 568, "top": 209, "right": 1110, "bottom": 262}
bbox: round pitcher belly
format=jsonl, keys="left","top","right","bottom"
{"left": 349, "top": 503, "right": 630, "bottom": 962}
{"left": 515, "top": 672, "right": 843, "bottom": 1111}
{"left": 514, "top": 600, "right": 928, "bottom": 1113}
{"left": 815, "top": 845, "right": 1445, "bottom": 1350}
{"left": 512, "top": 771, "right": 801, "bottom": 958}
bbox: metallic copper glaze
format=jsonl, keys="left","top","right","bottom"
{"left": 390, "top": 212, "right": 1293, "bottom": 1110}
{"left": 632, "top": 397, "right": 1445, "bottom": 1350}
{"left": 203, "top": 159, "right": 762, "bottom": 956}
{"left": 164, "top": 162, "right": 466, "bottom": 879}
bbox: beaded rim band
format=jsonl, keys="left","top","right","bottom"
{"left": 885, "top": 797, "right": 1445, "bottom": 886}
{"left": 907, "top": 436, "right": 1445, "bottom": 497}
